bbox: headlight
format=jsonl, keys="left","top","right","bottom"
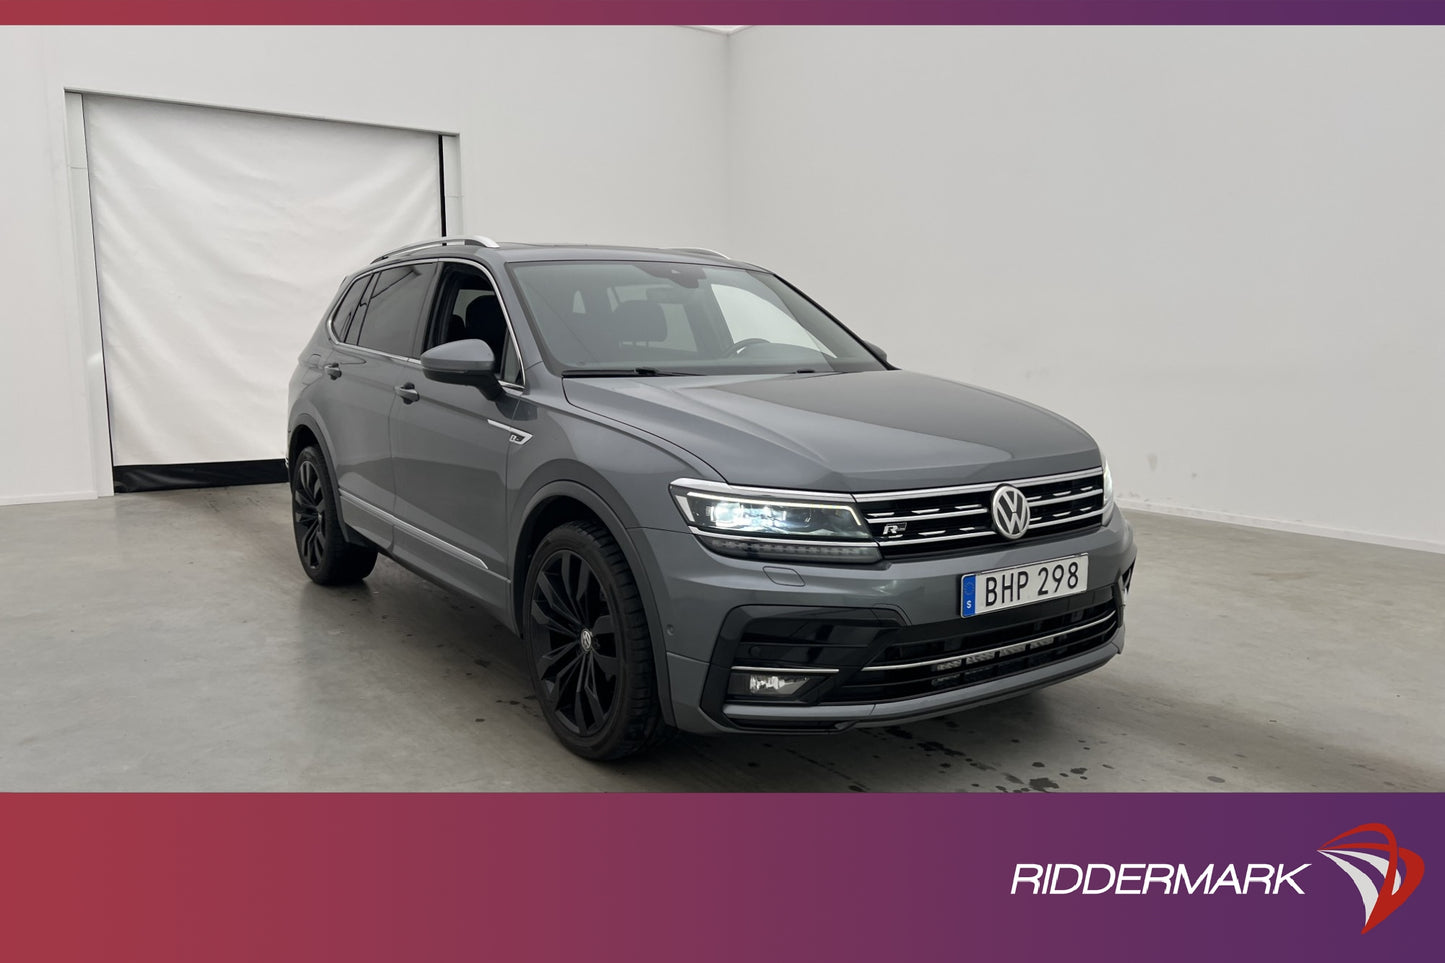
{"left": 1102, "top": 459, "right": 1115, "bottom": 518}
{"left": 674, "top": 490, "right": 865, "bottom": 538}
{"left": 670, "top": 482, "right": 880, "bottom": 564}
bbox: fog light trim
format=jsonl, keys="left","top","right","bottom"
{"left": 728, "top": 666, "right": 837, "bottom": 700}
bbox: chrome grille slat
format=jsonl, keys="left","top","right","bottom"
{"left": 865, "top": 506, "right": 989, "bottom": 524}
{"left": 1029, "top": 488, "right": 1098, "bottom": 506}
{"left": 859, "top": 611, "right": 1116, "bottom": 672}
{"left": 824, "top": 591, "right": 1120, "bottom": 704}
{"left": 1028, "top": 508, "right": 1105, "bottom": 529}
{"left": 852, "top": 467, "right": 1104, "bottom": 502}
{"left": 864, "top": 467, "right": 1107, "bottom": 558}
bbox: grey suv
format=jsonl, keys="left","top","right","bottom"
{"left": 288, "top": 236, "right": 1137, "bottom": 758}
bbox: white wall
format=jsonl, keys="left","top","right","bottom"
{"left": 5, "top": 25, "right": 1442, "bottom": 552}
{"left": 728, "top": 27, "right": 1445, "bottom": 551}
{"left": 0, "top": 25, "right": 728, "bottom": 504}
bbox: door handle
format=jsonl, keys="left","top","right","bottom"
{"left": 395, "top": 383, "right": 421, "bottom": 404}
{"left": 323, "top": 362, "right": 343, "bottom": 380}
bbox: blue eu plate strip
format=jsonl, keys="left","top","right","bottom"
{"left": 962, "top": 574, "right": 976, "bottom": 617}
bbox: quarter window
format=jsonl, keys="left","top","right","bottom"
{"left": 499, "top": 338, "right": 524, "bottom": 386}
{"left": 331, "top": 275, "right": 372, "bottom": 342}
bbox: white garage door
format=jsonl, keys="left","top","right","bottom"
{"left": 83, "top": 95, "right": 444, "bottom": 491}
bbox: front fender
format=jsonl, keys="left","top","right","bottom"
{"left": 511, "top": 477, "right": 679, "bottom": 727}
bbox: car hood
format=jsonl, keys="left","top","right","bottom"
{"left": 562, "top": 370, "right": 1099, "bottom": 492}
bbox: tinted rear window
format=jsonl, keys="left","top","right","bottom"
{"left": 351, "top": 263, "right": 436, "bottom": 358}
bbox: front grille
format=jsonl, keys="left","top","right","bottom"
{"left": 822, "top": 587, "right": 1117, "bottom": 705}
{"left": 859, "top": 467, "right": 1106, "bottom": 559}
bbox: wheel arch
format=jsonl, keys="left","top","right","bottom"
{"left": 288, "top": 414, "right": 370, "bottom": 547}
{"left": 512, "top": 480, "right": 675, "bottom": 726}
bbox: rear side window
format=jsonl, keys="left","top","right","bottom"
{"left": 331, "top": 275, "right": 372, "bottom": 342}
{"left": 350, "top": 263, "right": 437, "bottom": 358}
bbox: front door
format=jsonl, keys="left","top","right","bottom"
{"left": 389, "top": 261, "right": 518, "bottom": 610}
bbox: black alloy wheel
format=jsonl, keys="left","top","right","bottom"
{"left": 293, "top": 458, "right": 328, "bottom": 570}
{"left": 531, "top": 548, "right": 619, "bottom": 737}
{"left": 290, "top": 445, "right": 377, "bottom": 585}
{"left": 523, "top": 521, "right": 669, "bottom": 759}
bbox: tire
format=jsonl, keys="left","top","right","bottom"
{"left": 523, "top": 520, "right": 670, "bottom": 760}
{"left": 290, "top": 445, "right": 377, "bottom": 585}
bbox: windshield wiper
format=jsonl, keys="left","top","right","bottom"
{"left": 559, "top": 367, "right": 690, "bottom": 377}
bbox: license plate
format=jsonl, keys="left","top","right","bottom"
{"left": 962, "top": 554, "right": 1089, "bottom": 617}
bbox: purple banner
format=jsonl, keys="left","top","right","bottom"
{"left": 0, "top": 793, "right": 1433, "bottom": 960}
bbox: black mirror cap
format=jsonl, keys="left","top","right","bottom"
{"left": 421, "top": 339, "right": 503, "bottom": 398}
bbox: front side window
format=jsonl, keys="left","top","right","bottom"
{"left": 509, "top": 261, "right": 883, "bottom": 375}
{"left": 425, "top": 262, "right": 524, "bottom": 386}
{"left": 350, "top": 263, "right": 436, "bottom": 358}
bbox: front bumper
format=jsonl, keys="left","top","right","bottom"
{"left": 630, "top": 508, "right": 1137, "bottom": 735}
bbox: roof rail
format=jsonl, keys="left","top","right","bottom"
{"left": 372, "top": 235, "right": 500, "bottom": 263}
{"left": 670, "top": 247, "right": 729, "bottom": 259}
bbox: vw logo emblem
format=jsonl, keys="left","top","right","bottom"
{"left": 990, "top": 485, "right": 1031, "bottom": 540}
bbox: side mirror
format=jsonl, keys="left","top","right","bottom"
{"left": 421, "top": 339, "right": 502, "bottom": 399}
{"left": 865, "top": 341, "right": 889, "bottom": 363}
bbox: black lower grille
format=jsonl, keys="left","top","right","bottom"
{"left": 705, "top": 587, "right": 1122, "bottom": 724}
{"left": 823, "top": 588, "right": 1118, "bottom": 705}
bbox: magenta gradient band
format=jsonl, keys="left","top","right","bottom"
{"left": 5, "top": 2, "right": 1445, "bottom": 25}
{"left": 0, "top": 793, "right": 1435, "bottom": 961}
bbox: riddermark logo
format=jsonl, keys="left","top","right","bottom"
{"left": 1011, "top": 822, "right": 1425, "bottom": 934}
{"left": 1317, "top": 823, "right": 1425, "bottom": 934}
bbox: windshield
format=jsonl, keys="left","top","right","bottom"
{"left": 508, "top": 261, "right": 885, "bottom": 375}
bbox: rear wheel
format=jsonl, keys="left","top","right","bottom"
{"left": 291, "top": 445, "right": 377, "bottom": 585}
{"left": 523, "top": 521, "right": 668, "bottom": 759}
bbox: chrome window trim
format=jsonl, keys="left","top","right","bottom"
{"left": 339, "top": 490, "right": 509, "bottom": 582}
{"left": 325, "top": 256, "right": 528, "bottom": 391}
{"left": 859, "top": 611, "right": 1116, "bottom": 673}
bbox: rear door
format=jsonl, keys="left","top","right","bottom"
{"left": 320, "top": 261, "right": 437, "bottom": 548}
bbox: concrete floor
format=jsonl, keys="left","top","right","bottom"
{"left": 1, "top": 484, "right": 1440, "bottom": 792}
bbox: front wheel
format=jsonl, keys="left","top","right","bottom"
{"left": 291, "top": 445, "right": 377, "bottom": 585}
{"left": 523, "top": 521, "right": 668, "bottom": 759}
